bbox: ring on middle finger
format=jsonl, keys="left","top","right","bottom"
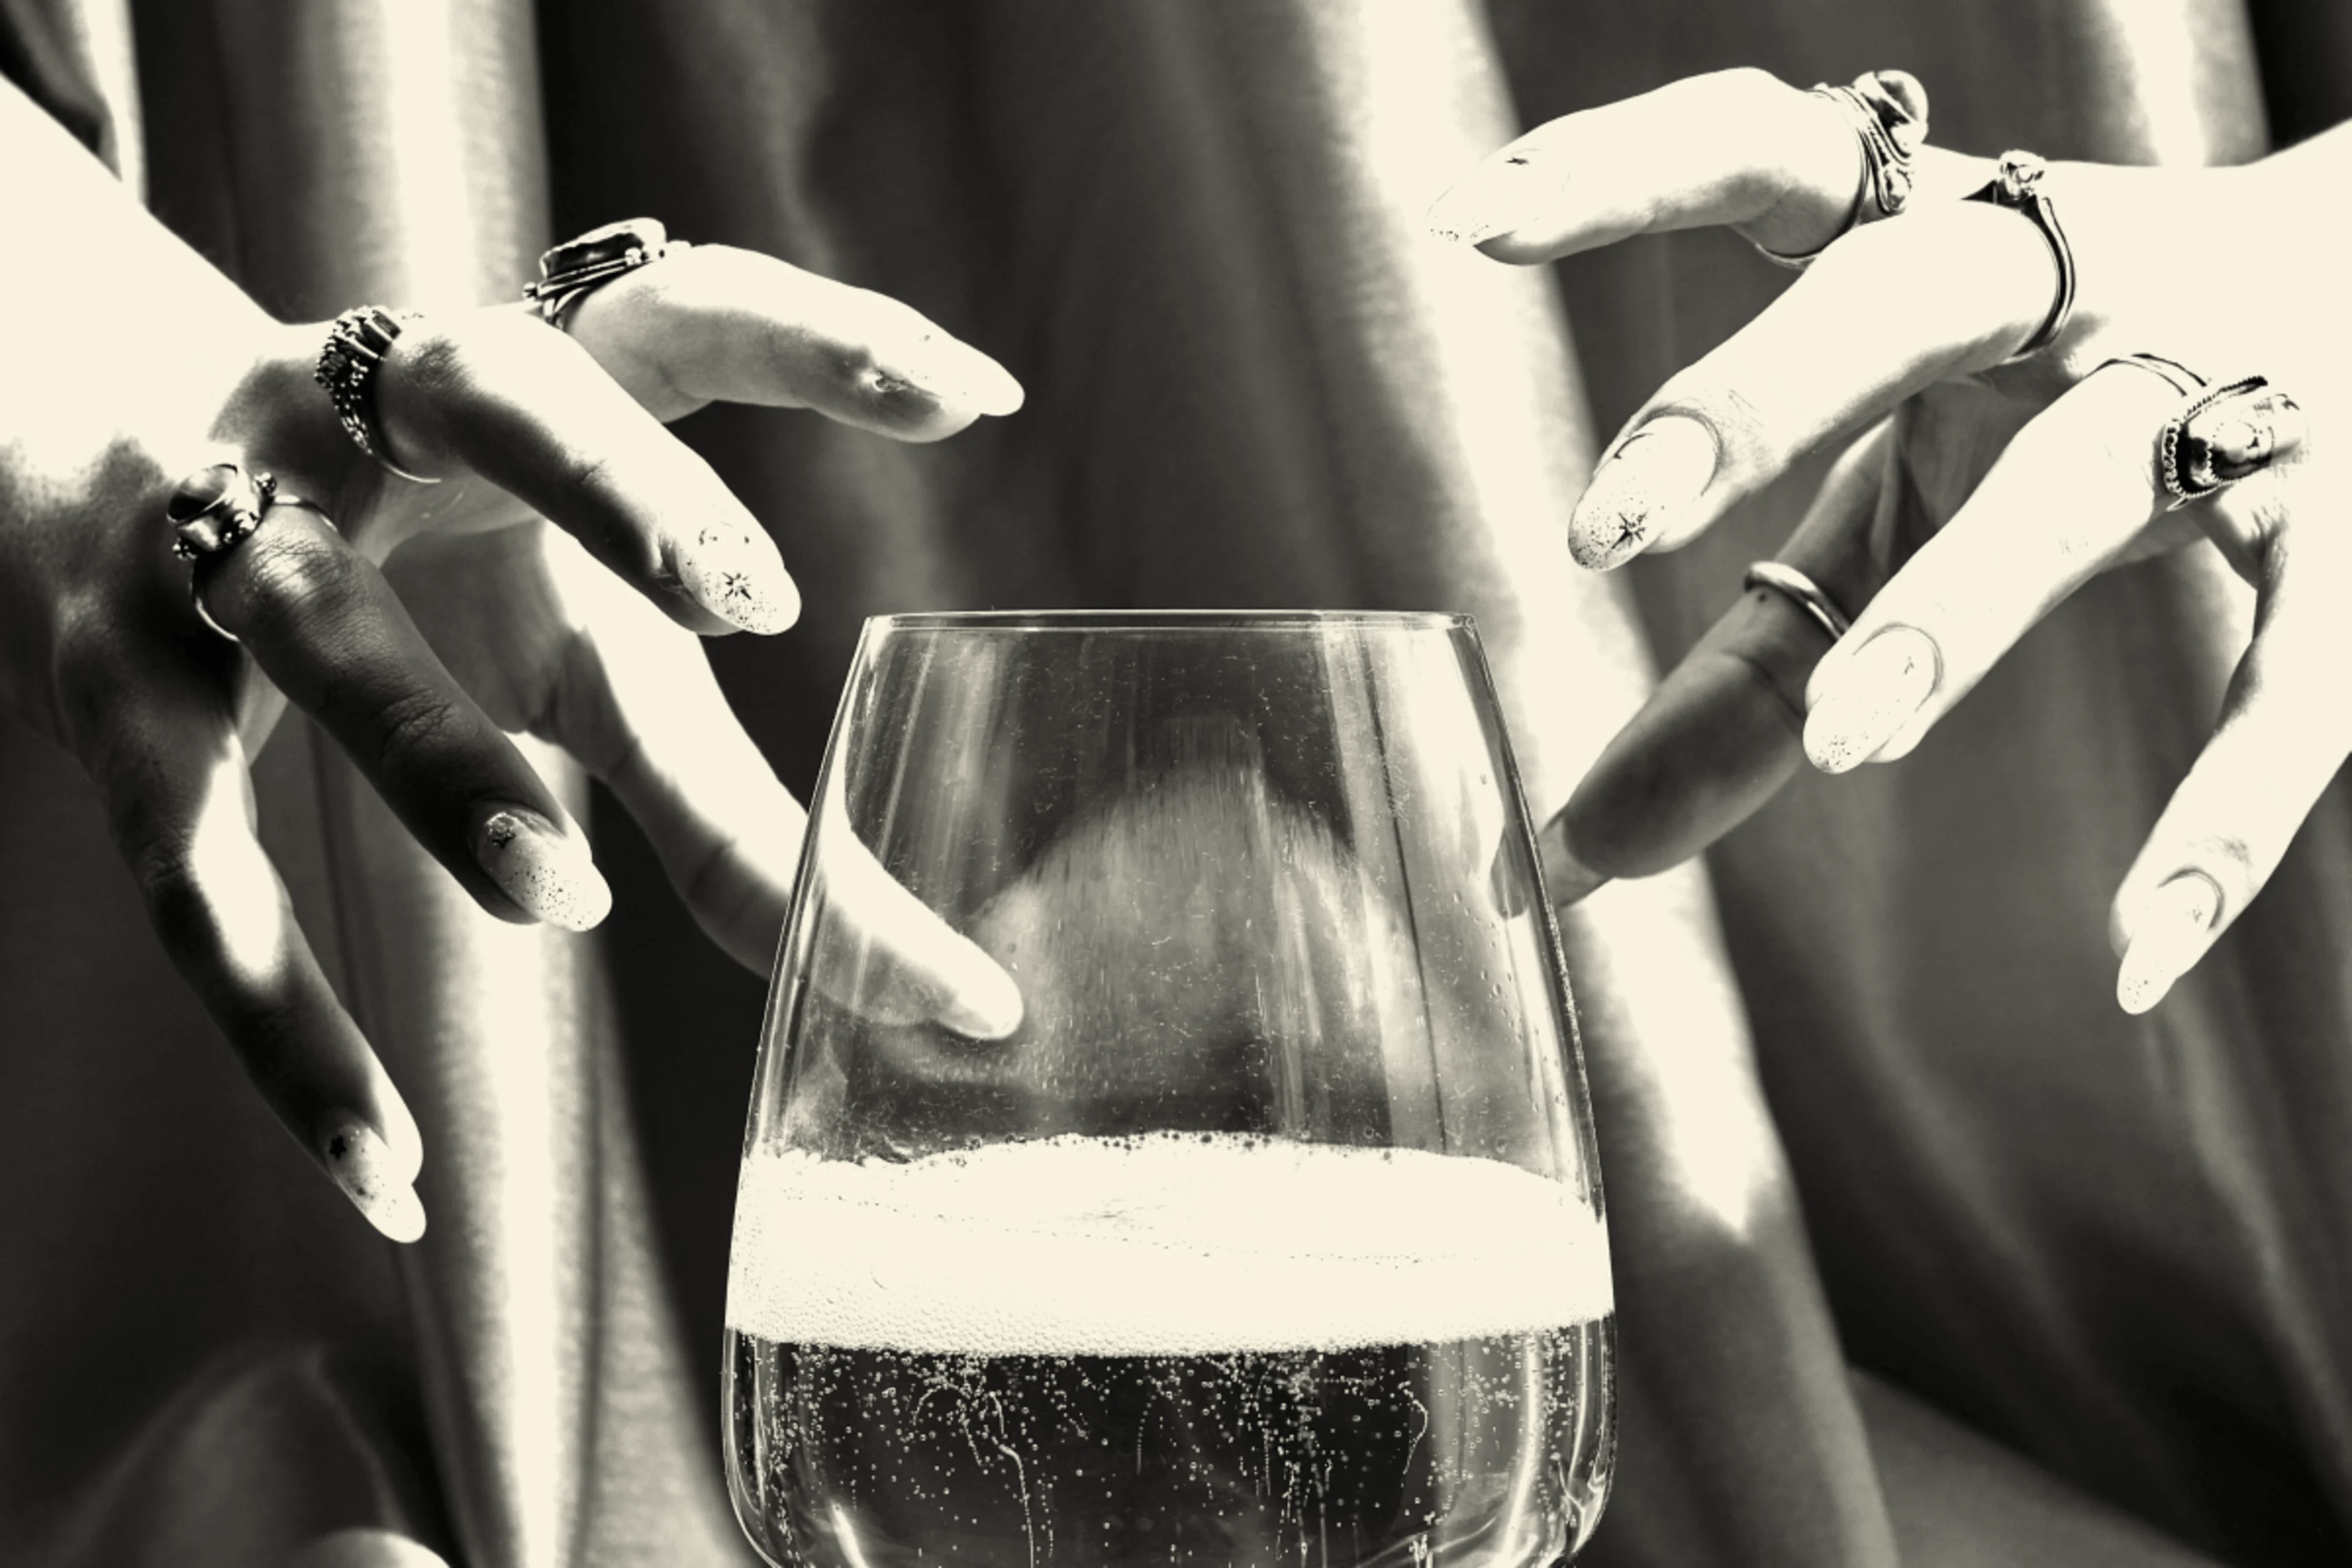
{"left": 1743, "top": 560, "right": 1852, "bottom": 643}
{"left": 1752, "top": 69, "right": 1931, "bottom": 270}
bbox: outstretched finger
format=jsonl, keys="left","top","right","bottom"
{"left": 564, "top": 244, "right": 1023, "bottom": 440}
{"left": 1544, "top": 420, "right": 1899, "bottom": 903}
{"left": 84, "top": 677, "right": 426, "bottom": 1241}
{"left": 1564, "top": 197, "right": 2062, "bottom": 568}
{"left": 2108, "top": 505, "right": 2351, "bottom": 1012}
{"left": 368, "top": 312, "right": 799, "bottom": 639}
{"left": 1796, "top": 363, "right": 2218, "bottom": 778}
{"left": 197, "top": 493, "right": 611, "bottom": 935}
{"left": 1427, "top": 67, "right": 1980, "bottom": 263}
{"left": 529, "top": 533, "right": 1020, "bottom": 1036}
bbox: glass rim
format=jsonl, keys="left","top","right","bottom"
{"left": 868, "top": 608, "right": 1475, "bottom": 633}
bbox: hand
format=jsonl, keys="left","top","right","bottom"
{"left": 1429, "top": 67, "right": 2350, "bottom": 1014}
{"left": 0, "top": 79, "right": 1022, "bottom": 1241}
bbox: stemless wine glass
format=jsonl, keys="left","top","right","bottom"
{"left": 724, "top": 611, "right": 1615, "bottom": 1568}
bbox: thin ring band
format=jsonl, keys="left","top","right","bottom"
{"left": 2097, "top": 352, "right": 2206, "bottom": 400}
{"left": 1965, "top": 152, "right": 2076, "bottom": 363}
{"left": 1744, "top": 560, "right": 1852, "bottom": 642}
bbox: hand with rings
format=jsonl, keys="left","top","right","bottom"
{"left": 1428, "top": 67, "right": 2346, "bottom": 1015}
{"left": 0, "top": 81, "right": 1023, "bottom": 1240}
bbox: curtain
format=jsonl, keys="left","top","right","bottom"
{"left": 1, "top": 1, "right": 2346, "bottom": 1564}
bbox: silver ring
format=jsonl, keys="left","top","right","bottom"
{"left": 1752, "top": 70, "right": 1930, "bottom": 271}
{"left": 167, "top": 464, "right": 328, "bottom": 644}
{"left": 524, "top": 217, "right": 688, "bottom": 329}
{"left": 316, "top": 306, "right": 439, "bottom": 485}
{"left": 1965, "top": 152, "right": 2075, "bottom": 363}
{"left": 2097, "top": 355, "right": 2300, "bottom": 507}
{"left": 167, "top": 462, "right": 274, "bottom": 563}
{"left": 2097, "top": 353, "right": 2206, "bottom": 399}
{"left": 1744, "top": 560, "right": 1852, "bottom": 642}
{"left": 2163, "top": 376, "right": 2297, "bottom": 507}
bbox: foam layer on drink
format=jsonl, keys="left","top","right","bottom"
{"left": 728, "top": 1133, "right": 1611, "bottom": 1357}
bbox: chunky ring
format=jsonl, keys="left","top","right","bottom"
{"left": 523, "top": 217, "right": 687, "bottom": 328}
{"left": 168, "top": 462, "right": 274, "bottom": 562}
{"left": 2164, "top": 376, "right": 2297, "bottom": 507}
{"left": 2098, "top": 355, "right": 2301, "bottom": 508}
{"left": 1752, "top": 70, "right": 1930, "bottom": 271}
{"left": 1964, "top": 151, "right": 2076, "bottom": 363}
{"left": 1744, "top": 560, "right": 1852, "bottom": 642}
{"left": 167, "top": 462, "right": 326, "bottom": 643}
{"left": 316, "top": 306, "right": 438, "bottom": 485}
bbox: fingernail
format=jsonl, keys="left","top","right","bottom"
{"left": 470, "top": 806, "right": 613, "bottom": 931}
{"left": 1536, "top": 813, "right": 1609, "bottom": 909}
{"left": 880, "top": 333, "right": 1025, "bottom": 418}
{"left": 1804, "top": 625, "right": 1939, "bottom": 774}
{"left": 320, "top": 1115, "right": 428, "bottom": 1243}
{"left": 2116, "top": 872, "right": 2222, "bottom": 1016}
{"left": 1489, "top": 836, "right": 1530, "bottom": 919}
{"left": 1426, "top": 153, "right": 1556, "bottom": 246}
{"left": 939, "top": 962, "right": 1024, "bottom": 1041}
{"left": 1570, "top": 417, "right": 1717, "bottom": 568}
{"left": 678, "top": 523, "right": 800, "bottom": 635}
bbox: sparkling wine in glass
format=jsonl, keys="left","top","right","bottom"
{"left": 724, "top": 611, "right": 1615, "bottom": 1567}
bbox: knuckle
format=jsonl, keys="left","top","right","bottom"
{"left": 122, "top": 830, "right": 221, "bottom": 962}
{"left": 368, "top": 686, "right": 469, "bottom": 772}
{"left": 559, "top": 445, "right": 624, "bottom": 508}
{"left": 388, "top": 320, "right": 470, "bottom": 402}
{"left": 1695, "top": 66, "right": 1795, "bottom": 115}
{"left": 228, "top": 526, "right": 364, "bottom": 640}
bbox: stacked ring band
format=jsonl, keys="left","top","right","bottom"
{"left": 316, "top": 306, "right": 437, "bottom": 484}
{"left": 1965, "top": 152, "right": 2076, "bottom": 363}
{"left": 1753, "top": 69, "right": 1931, "bottom": 271}
{"left": 524, "top": 217, "right": 687, "bottom": 329}
{"left": 1744, "top": 560, "right": 1852, "bottom": 642}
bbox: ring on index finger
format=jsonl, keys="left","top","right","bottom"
{"left": 166, "top": 462, "right": 333, "bottom": 644}
{"left": 1752, "top": 70, "right": 1931, "bottom": 271}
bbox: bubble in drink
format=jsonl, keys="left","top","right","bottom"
{"left": 725, "top": 1133, "right": 1615, "bottom": 1567}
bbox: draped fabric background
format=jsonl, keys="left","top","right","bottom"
{"left": 1, "top": 2, "right": 2348, "bottom": 1565}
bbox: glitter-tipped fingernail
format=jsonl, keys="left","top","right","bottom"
{"left": 1425, "top": 153, "right": 1557, "bottom": 246}
{"left": 2116, "top": 872, "right": 2222, "bottom": 1015}
{"left": 1804, "top": 626, "right": 1939, "bottom": 774}
{"left": 677, "top": 524, "right": 800, "bottom": 635}
{"left": 320, "top": 1114, "right": 428, "bottom": 1243}
{"left": 470, "top": 806, "right": 612, "bottom": 931}
{"left": 1570, "top": 417, "right": 1717, "bottom": 568}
